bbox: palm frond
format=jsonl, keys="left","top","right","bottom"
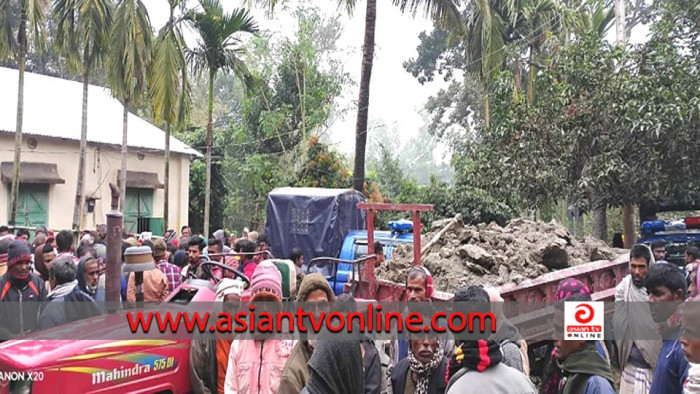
{"left": 27, "top": 0, "right": 48, "bottom": 53}
{"left": 392, "top": 0, "right": 464, "bottom": 33}
{"left": 0, "top": 0, "right": 16, "bottom": 60}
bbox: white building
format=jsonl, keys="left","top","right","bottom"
{"left": 0, "top": 67, "right": 201, "bottom": 234}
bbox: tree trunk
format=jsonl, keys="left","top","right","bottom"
{"left": 163, "top": 121, "right": 170, "bottom": 235}
{"left": 204, "top": 71, "right": 214, "bottom": 238}
{"left": 484, "top": 94, "right": 490, "bottom": 128}
{"left": 593, "top": 205, "right": 608, "bottom": 242}
{"left": 120, "top": 101, "right": 129, "bottom": 214}
{"left": 622, "top": 203, "right": 636, "bottom": 248}
{"left": 352, "top": 0, "right": 376, "bottom": 193}
{"left": 528, "top": 46, "right": 535, "bottom": 105}
{"left": 9, "top": 12, "right": 28, "bottom": 226}
{"left": 73, "top": 66, "right": 90, "bottom": 231}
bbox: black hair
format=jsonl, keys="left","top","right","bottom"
{"left": 650, "top": 240, "right": 666, "bottom": 250}
{"left": 208, "top": 238, "right": 222, "bottom": 252}
{"left": 645, "top": 263, "right": 687, "bottom": 297}
{"left": 0, "top": 225, "right": 8, "bottom": 233}
{"left": 16, "top": 228, "right": 30, "bottom": 238}
{"left": 181, "top": 225, "right": 190, "bottom": 232}
{"left": 374, "top": 241, "right": 384, "bottom": 254}
{"left": 42, "top": 243, "right": 54, "bottom": 254}
{"left": 630, "top": 244, "right": 652, "bottom": 265}
{"left": 453, "top": 285, "right": 490, "bottom": 315}
{"left": 188, "top": 237, "right": 205, "bottom": 252}
{"left": 56, "top": 230, "right": 74, "bottom": 253}
{"left": 258, "top": 233, "right": 268, "bottom": 244}
{"left": 290, "top": 247, "right": 303, "bottom": 262}
{"left": 612, "top": 233, "right": 623, "bottom": 248}
{"left": 239, "top": 239, "right": 256, "bottom": 258}
{"left": 687, "top": 246, "right": 700, "bottom": 261}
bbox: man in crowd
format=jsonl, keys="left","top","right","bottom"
{"left": 279, "top": 273, "right": 336, "bottom": 394}
{"left": 238, "top": 240, "right": 259, "bottom": 280}
{"left": 680, "top": 295, "right": 700, "bottom": 391}
{"left": 154, "top": 238, "right": 181, "bottom": 292}
{"left": 651, "top": 240, "right": 668, "bottom": 263}
{"left": 76, "top": 256, "right": 104, "bottom": 304}
{"left": 614, "top": 244, "right": 662, "bottom": 393}
{"left": 390, "top": 266, "right": 436, "bottom": 367}
{"left": 374, "top": 242, "right": 385, "bottom": 266}
{"left": 445, "top": 285, "right": 536, "bottom": 394}
{"left": 646, "top": 263, "right": 689, "bottom": 394}
{"left": 38, "top": 256, "right": 101, "bottom": 329}
{"left": 184, "top": 237, "right": 206, "bottom": 279}
{"left": 457, "top": 285, "right": 525, "bottom": 372}
{"left": 390, "top": 335, "right": 448, "bottom": 394}
{"left": 0, "top": 226, "right": 9, "bottom": 238}
{"left": 0, "top": 240, "right": 47, "bottom": 338}
{"left": 15, "top": 229, "right": 30, "bottom": 242}
{"left": 549, "top": 293, "right": 615, "bottom": 394}
{"left": 289, "top": 247, "right": 304, "bottom": 286}
{"left": 126, "top": 246, "right": 169, "bottom": 302}
{"left": 181, "top": 225, "right": 191, "bottom": 238}
{"left": 55, "top": 230, "right": 77, "bottom": 262}
{"left": 686, "top": 246, "right": 700, "bottom": 266}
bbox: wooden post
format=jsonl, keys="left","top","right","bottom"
{"left": 106, "top": 183, "right": 123, "bottom": 312}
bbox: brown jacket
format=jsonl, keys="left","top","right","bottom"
{"left": 126, "top": 269, "right": 169, "bottom": 302}
{"left": 278, "top": 341, "right": 314, "bottom": 394}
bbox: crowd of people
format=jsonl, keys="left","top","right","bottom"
{"left": 1, "top": 224, "right": 700, "bottom": 393}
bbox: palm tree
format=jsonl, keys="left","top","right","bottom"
{"left": 0, "top": 0, "right": 47, "bottom": 226}
{"left": 186, "top": 0, "right": 258, "bottom": 238}
{"left": 149, "top": 0, "right": 190, "bottom": 235}
{"left": 53, "top": 0, "right": 113, "bottom": 232}
{"left": 106, "top": 0, "right": 152, "bottom": 212}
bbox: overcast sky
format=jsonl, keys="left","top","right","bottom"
{"left": 145, "top": 0, "right": 447, "bottom": 155}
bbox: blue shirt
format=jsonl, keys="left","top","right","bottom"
{"left": 650, "top": 330, "right": 690, "bottom": 394}
{"left": 584, "top": 375, "right": 616, "bottom": 394}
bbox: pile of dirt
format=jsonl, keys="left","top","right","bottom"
{"left": 375, "top": 215, "right": 627, "bottom": 293}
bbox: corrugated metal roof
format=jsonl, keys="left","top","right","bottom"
{"left": 0, "top": 67, "right": 202, "bottom": 157}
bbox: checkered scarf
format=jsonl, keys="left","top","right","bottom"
{"left": 405, "top": 342, "right": 443, "bottom": 394}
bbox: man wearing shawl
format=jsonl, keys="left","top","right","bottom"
{"left": 390, "top": 337, "right": 448, "bottom": 394}
{"left": 301, "top": 338, "right": 365, "bottom": 394}
{"left": 614, "top": 244, "right": 663, "bottom": 393}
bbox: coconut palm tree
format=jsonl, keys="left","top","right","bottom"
{"left": 106, "top": 0, "right": 152, "bottom": 212}
{"left": 0, "top": 0, "right": 47, "bottom": 226}
{"left": 149, "top": 0, "right": 190, "bottom": 235}
{"left": 186, "top": 0, "right": 258, "bottom": 237}
{"left": 53, "top": 0, "right": 113, "bottom": 232}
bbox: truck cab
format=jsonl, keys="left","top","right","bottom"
{"left": 331, "top": 221, "right": 415, "bottom": 295}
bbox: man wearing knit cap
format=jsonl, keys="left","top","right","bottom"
{"left": 225, "top": 261, "right": 294, "bottom": 393}
{"left": 0, "top": 240, "right": 47, "bottom": 338}
{"left": 279, "top": 273, "right": 336, "bottom": 394}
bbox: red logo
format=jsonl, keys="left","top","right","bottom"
{"left": 574, "top": 304, "right": 594, "bottom": 324}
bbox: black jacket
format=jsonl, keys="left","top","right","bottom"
{"left": 38, "top": 286, "right": 101, "bottom": 330}
{"left": 390, "top": 357, "right": 448, "bottom": 394}
{"left": 0, "top": 273, "right": 47, "bottom": 338}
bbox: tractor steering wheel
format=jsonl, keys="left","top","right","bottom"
{"left": 193, "top": 259, "right": 250, "bottom": 289}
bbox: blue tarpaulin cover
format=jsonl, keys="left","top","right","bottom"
{"left": 264, "top": 188, "right": 366, "bottom": 276}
